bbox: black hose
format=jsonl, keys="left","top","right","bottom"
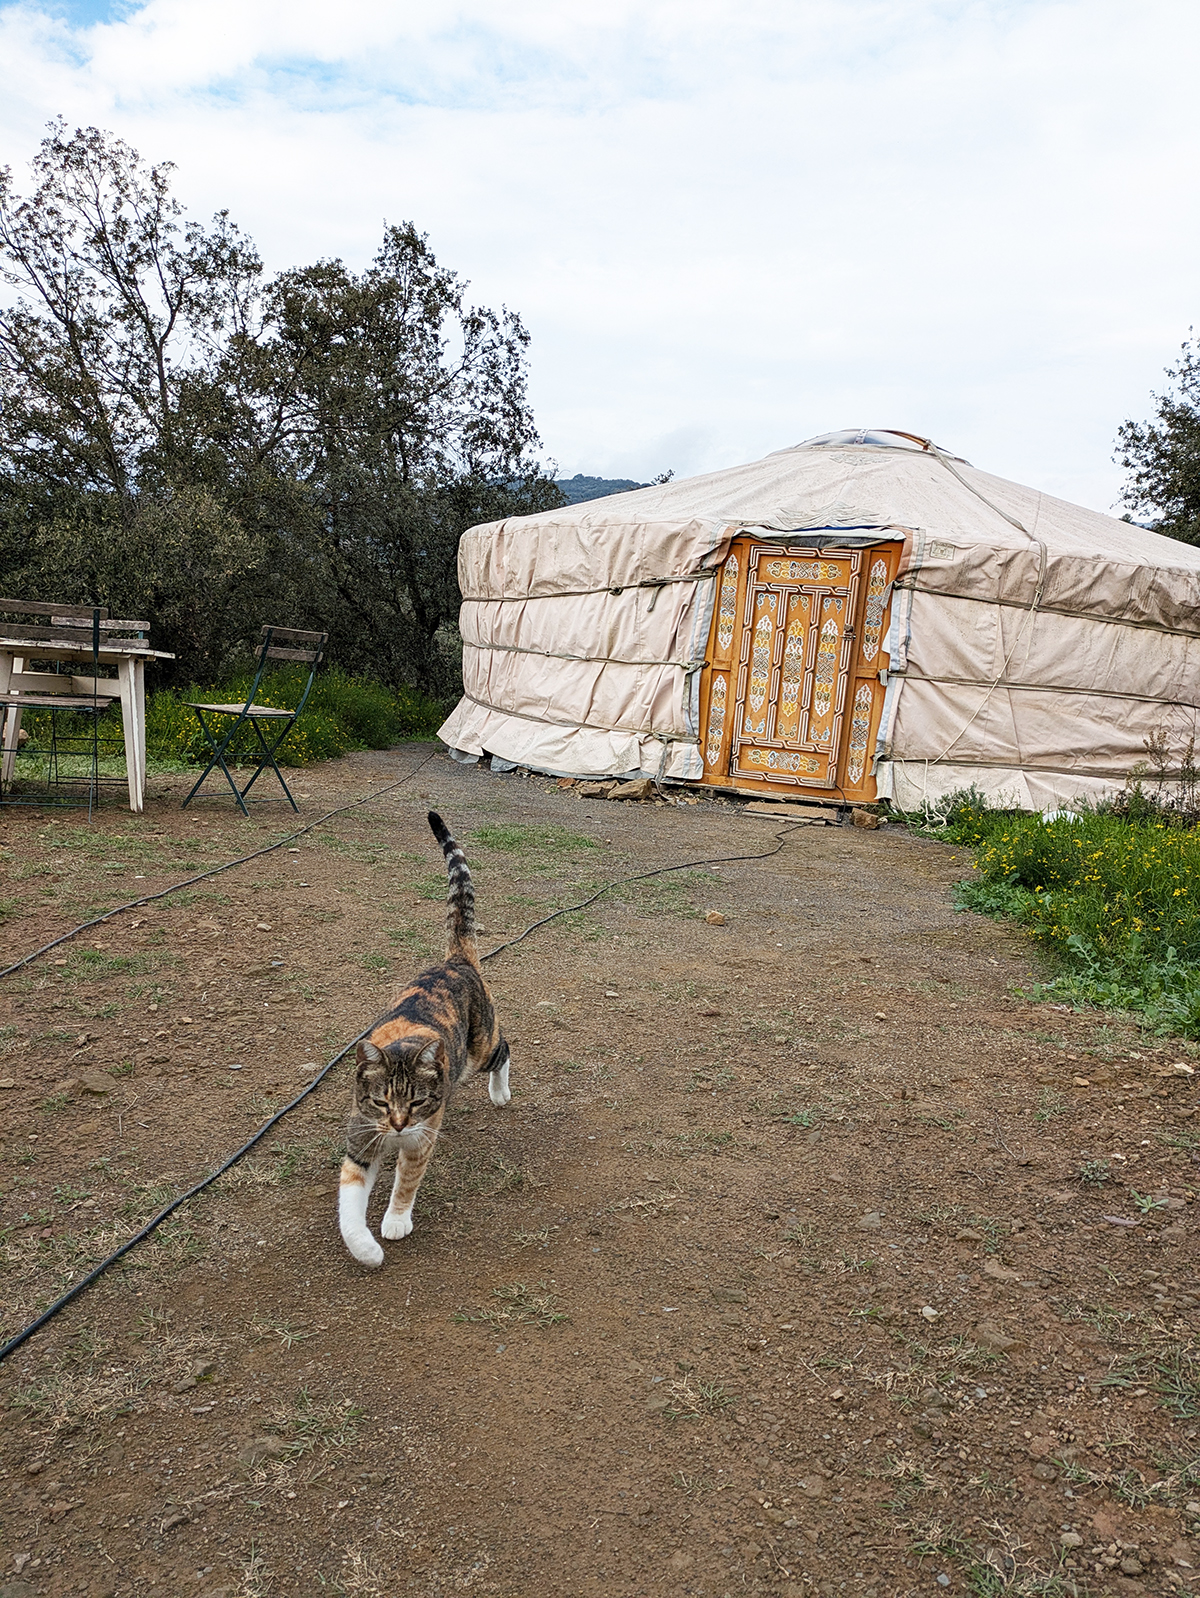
{"left": 0, "top": 812, "right": 807, "bottom": 1364}
{"left": 0, "top": 1027, "right": 371, "bottom": 1364}
{"left": 0, "top": 748, "right": 442, "bottom": 983}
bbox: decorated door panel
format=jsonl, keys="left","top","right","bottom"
{"left": 696, "top": 538, "right": 901, "bottom": 801}
{"left": 699, "top": 545, "right": 747, "bottom": 777}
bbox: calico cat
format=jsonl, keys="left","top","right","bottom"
{"left": 338, "top": 811, "right": 511, "bottom": 1267}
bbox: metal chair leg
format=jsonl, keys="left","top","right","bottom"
{"left": 237, "top": 716, "right": 299, "bottom": 810}
{"left": 181, "top": 710, "right": 251, "bottom": 815}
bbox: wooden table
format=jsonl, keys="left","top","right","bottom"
{"left": 0, "top": 637, "right": 174, "bottom": 813}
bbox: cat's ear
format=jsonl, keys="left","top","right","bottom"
{"left": 417, "top": 1040, "right": 444, "bottom": 1073}
{"left": 356, "top": 1039, "right": 384, "bottom": 1070}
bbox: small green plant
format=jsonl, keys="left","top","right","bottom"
{"left": 661, "top": 1376, "right": 734, "bottom": 1421}
{"left": 1033, "top": 1087, "right": 1064, "bottom": 1124}
{"left": 1077, "top": 1158, "right": 1110, "bottom": 1184}
{"left": 1130, "top": 1188, "right": 1169, "bottom": 1214}
{"left": 778, "top": 1106, "right": 816, "bottom": 1126}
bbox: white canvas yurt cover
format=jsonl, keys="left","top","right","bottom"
{"left": 438, "top": 431, "right": 1200, "bottom": 810}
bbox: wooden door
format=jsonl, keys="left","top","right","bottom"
{"left": 696, "top": 538, "right": 901, "bottom": 802}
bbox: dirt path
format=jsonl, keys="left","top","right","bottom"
{"left": 1, "top": 748, "right": 1198, "bottom": 1598}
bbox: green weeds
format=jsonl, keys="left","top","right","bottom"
{"left": 1033, "top": 1087, "right": 1065, "bottom": 1124}
{"left": 471, "top": 823, "right": 597, "bottom": 855}
{"left": 1102, "top": 1339, "right": 1200, "bottom": 1418}
{"left": 19, "top": 667, "right": 440, "bottom": 769}
{"left": 455, "top": 1283, "right": 567, "bottom": 1329}
{"left": 947, "top": 800, "right": 1200, "bottom": 1036}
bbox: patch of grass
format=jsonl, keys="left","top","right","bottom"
{"left": 1160, "top": 1124, "right": 1200, "bottom": 1152}
{"left": 10, "top": 1364, "right": 146, "bottom": 1426}
{"left": 413, "top": 870, "right": 451, "bottom": 900}
{"left": 455, "top": 1282, "right": 567, "bottom": 1329}
{"left": 916, "top": 1204, "right": 1007, "bottom": 1251}
{"left": 662, "top": 1376, "right": 734, "bottom": 1421}
{"left": 901, "top": 1514, "right": 1084, "bottom": 1596}
{"left": 270, "top": 1389, "right": 364, "bottom": 1456}
{"left": 422, "top": 1148, "right": 528, "bottom": 1205}
{"left": 671, "top": 1471, "right": 714, "bottom": 1497}
{"left": 1033, "top": 1087, "right": 1065, "bottom": 1124}
{"left": 882, "top": 1454, "right": 939, "bottom": 1513}
{"left": 949, "top": 800, "right": 1200, "bottom": 1037}
{"left": 1103, "top": 1339, "right": 1200, "bottom": 1418}
{"left": 251, "top": 1315, "right": 315, "bottom": 1351}
{"left": 471, "top": 824, "right": 597, "bottom": 855}
{"left": 336, "top": 1543, "right": 389, "bottom": 1598}
{"left": 669, "top": 1128, "right": 736, "bottom": 1158}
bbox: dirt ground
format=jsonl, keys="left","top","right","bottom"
{"left": 1, "top": 746, "right": 1199, "bottom": 1598}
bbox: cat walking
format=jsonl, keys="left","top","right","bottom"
{"left": 338, "top": 812, "right": 511, "bottom": 1267}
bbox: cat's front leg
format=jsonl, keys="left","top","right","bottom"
{"left": 381, "top": 1125, "right": 439, "bottom": 1240}
{"left": 338, "top": 1155, "right": 383, "bottom": 1268}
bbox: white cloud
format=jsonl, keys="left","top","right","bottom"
{"left": 1, "top": 0, "right": 1198, "bottom": 510}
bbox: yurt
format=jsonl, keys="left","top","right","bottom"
{"left": 438, "top": 430, "right": 1200, "bottom": 811}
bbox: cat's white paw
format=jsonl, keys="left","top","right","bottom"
{"left": 343, "top": 1229, "right": 384, "bottom": 1268}
{"left": 488, "top": 1058, "right": 512, "bottom": 1106}
{"left": 381, "top": 1208, "right": 414, "bottom": 1240}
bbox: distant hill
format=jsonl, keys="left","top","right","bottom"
{"left": 555, "top": 473, "right": 649, "bottom": 504}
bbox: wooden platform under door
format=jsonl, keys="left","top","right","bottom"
{"left": 695, "top": 537, "right": 903, "bottom": 804}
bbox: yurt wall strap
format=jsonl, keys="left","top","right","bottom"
{"left": 458, "top": 690, "right": 700, "bottom": 744}
{"left": 463, "top": 640, "right": 698, "bottom": 668}
{"left": 462, "top": 572, "right": 718, "bottom": 605}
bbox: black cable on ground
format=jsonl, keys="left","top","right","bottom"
{"left": 0, "top": 814, "right": 807, "bottom": 1365}
{"left": 0, "top": 1026, "right": 372, "bottom": 1364}
{"left": 0, "top": 748, "right": 442, "bottom": 983}
{"left": 479, "top": 819, "right": 807, "bottom": 961}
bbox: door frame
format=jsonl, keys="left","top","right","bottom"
{"left": 694, "top": 535, "right": 903, "bottom": 802}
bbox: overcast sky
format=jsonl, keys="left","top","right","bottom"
{"left": 2, "top": 0, "right": 1197, "bottom": 513}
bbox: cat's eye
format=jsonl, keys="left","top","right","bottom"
{"left": 370, "top": 1096, "right": 388, "bottom": 1110}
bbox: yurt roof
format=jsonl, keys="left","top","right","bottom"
{"left": 513, "top": 430, "right": 1200, "bottom": 572}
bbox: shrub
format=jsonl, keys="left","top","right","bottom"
{"left": 949, "top": 802, "right": 1200, "bottom": 1036}
{"left": 16, "top": 667, "right": 445, "bottom": 769}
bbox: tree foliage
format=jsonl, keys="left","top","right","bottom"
{"left": 1116, "top": 334, "right": 1200, "bottom": 546}
{"left": 0, "top": 121, "right": 561, "bottom": 693}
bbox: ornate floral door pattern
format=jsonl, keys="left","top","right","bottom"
{"left": 698, "top": 539, "right": 901, "bottom": 801}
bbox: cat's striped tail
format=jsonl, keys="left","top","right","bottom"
{"left": 427, "top": 811, "right": 477, "bottom": 961}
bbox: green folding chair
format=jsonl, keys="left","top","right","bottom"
{"left": 181, "top": 626, "right": 329, "bottom": 815}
